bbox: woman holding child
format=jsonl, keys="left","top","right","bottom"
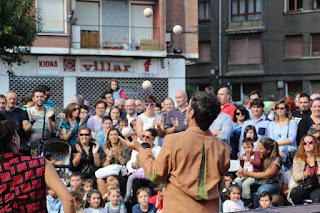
{"left": 290, "top": 134, "right": 320, "bottom": 204}
{"left": 237, "top": 137, "right": 282, "bottom": 197}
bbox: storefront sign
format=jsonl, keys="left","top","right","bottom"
{"left": 64, "top": 59, "right": 76, "bottom": 72}
{"left": 38, "top": 56, "right": 60, "bottom": 75}
{"left": 80, "top": 61, "right": 132, "bottom": 72}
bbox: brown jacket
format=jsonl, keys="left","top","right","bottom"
{"left": 139, "top": 126, "right": 230, "bottom": 213}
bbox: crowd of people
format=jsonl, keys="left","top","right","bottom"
{"left": 1, "top": 79, "right": 320, "bottom": 212}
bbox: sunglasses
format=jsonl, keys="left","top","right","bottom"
{"left": 80, "top": 133, "right": 90, "bottom": 136}
{"left": 235, "top": 112, "right": 244, "bottom": 116}
{"left": 73, "top": 108, "right": 80, "bottom": 111}
{"left": 276, "top": 107, "right": 285, "bottom": 110}
{"left": 145, "top": 103, "right": 155, "bottom": 107}
{"left": 142, "top": 135, "right": 154, "bottom": 139}
{"left": 303, "top": 140, "right": 314, "bottom": 146}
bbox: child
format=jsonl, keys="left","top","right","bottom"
{"left": 257, "top": 191, "right": 271, "bottom": 209}
{"left": 241, "top": 125, "right": 258, "bottom": 153}
{"left": 47, "top": 187, "right": 64, "bottom": 213}
{"left": 149, "top": 182, "right": 166, "bottom": 211}
{"left": 130, "top": 119, "right": 137, "bottom": 135}
{"left": 220, "top": 173, "right": 235, "bottom": 203}
{"left": 132, "top": 187, "right": 157, "bottom": 213}
{"left": 271, "top": 194, "right": 284, "bottom": 207}
{"left": 84, "top": 189, "right": 106, "bottom": 213}
{"left": 96, "top": 116, "right": 113, "bottom": 160}
{"left": 222, "top": 184, "right": 245, "bottom": 212}
{"left": 118, "top": 116, "right": 129, "bottom": 133}
{"left": 104, "top": 187, "right": 126, "bottom": 213}
{"left": 153, "top": 103, "right": 161, "bottom": 114}
{"left": 103, "top": 178, "right": 121, "bottom": 201}
{"left": 235, "top": 138, "right": 261, "bottom": 206}
{"left": 83, "top": 179, "right": 94, "bottom": 192}
{"left": 71, "top": 190, "right": 84, "bottom": 213}
{"left": 108, "top": 79, "right": 126, "bottom": 101}
{"left": 70, "top": 172, "right": 84, "bottom": 193}
{"left": 80, "top": 105, "right": 89, "bottom": 122}
{"left": 45, "top": 154, "right": 56, "bottom": 164}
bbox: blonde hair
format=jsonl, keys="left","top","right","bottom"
{"left": 108, "top": 187, "right": 120, "bottom": 196}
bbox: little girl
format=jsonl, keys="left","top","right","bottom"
{"left": 84, "top": 190, "right": 107, "bottom": 213}
{"left": 222, "top": 184, "right": 245, "bottom": 213}
{"left": 132, "top": 187, "right": 157, "bottom": 213}
{"left": 108, "top": 79, "right": 126, "bottom": 101}
{"left": 240, "top": 125, "right": 258, "bottom": 154}
{"left": 104, "top": 187, "right": 126, "bottom": 213}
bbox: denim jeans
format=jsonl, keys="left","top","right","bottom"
{"left": 257, "top": 183, "right": 280, "bottom": 197}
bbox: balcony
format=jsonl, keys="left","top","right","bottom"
{"left": 70, "top": 25, "right": 166, "bottom": 57}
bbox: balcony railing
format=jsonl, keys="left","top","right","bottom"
{"left": 72, "top": 25, "right": 162, "bottom": 51}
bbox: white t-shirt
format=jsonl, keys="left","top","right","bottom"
{"left": 223, "top": 199, "right": 245, "bottom": 212}
{"left": 283, "top": 170, "right": 295, "bottom": 190}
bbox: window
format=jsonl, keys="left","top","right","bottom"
{"left": 231, "top": 0, "right": 262, "bottom": 21}
{"left": 230, "top": 37, "right": 262, "bottom": 64}
{"left": 287, "top": 0, "right": 303, "bottom": 11}
{"left": 37, "top": 0, "right": 64, "bottom": 32}
{"left": 313, "top": 0, "right": 320, "bottom": 9}
{"left": 311, "top": 34, "right": 320, "bottom": 56}
{"left": 286, "top": 35, "right": 303, "bottom": 57}
{"left": 199, "top": 41, "right": 211, "bottom": 62}
{"left": 199, "top": 2, "right": 211, "bottom": 20}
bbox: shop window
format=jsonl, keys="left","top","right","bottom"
{"left": 232, "top": 84, "right": 241, "bottom": 101}
{"left": 37, "top": 0, "right": 65, "bottom": 32}
{"left": 287, "top": 0, "right": 303, "bottom": 11}
{"left": 243, "top": 83, "right": 262, "bottom": 96}
{"left": 287, "top": 82, "right": 302, "bottom": 98}
{"left": 199, "top": 41, "right": 211, "bottom": 62}
{"left": 199, "top": 2, "right": 211, "bottom": 20}
{"left": 286, "top": 35, "right": 303, "bottom": 57}
{"left": 313, "top": 0, "right": 320, "bottom": 9}
{"left": 230, "top": 37, "right": 262, "bottom": 64}
{"left": 231, "top": 0, "right": 261, "bottom": 21}
{"left": 311, "top": 34, "right": 320, "bottom": 56}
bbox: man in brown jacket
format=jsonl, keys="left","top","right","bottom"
{"left": 120, "top": 92, "right": 230, "bottom": 212}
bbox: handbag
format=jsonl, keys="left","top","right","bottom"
{"left": 299, "top": 165, "right": 318, "bottom": 190}
{"left": 254, "top": 178, "right": 277, "bottom": 186}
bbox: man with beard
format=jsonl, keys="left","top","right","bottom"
{"left": 26, "top": 90, "right": 56, "bottom": 151}
{"left": 292, "top": 93, "right": 311, "bottom": 124}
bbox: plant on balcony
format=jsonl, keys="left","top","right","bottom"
{"left": 0, "top": 0, "right": 39, "bottom": 66}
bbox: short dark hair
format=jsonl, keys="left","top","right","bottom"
{"left": 101, "top": 91, "right": 112, "bottom": 99}
{"left": 102, "top": 116, "right": 112, "bottom": 123}
{"left": 259, "top": 191, "right": 271, "bottom": 200}
{"left": 145, "top": 95, "right": 156, "bottom": 103}
{"left": 71, "top": 172, "right": 84, "bottom": 180}
{"left": 117, "top": 116, "right": 128, "bottom": 124}
{"left": 136, "top": 187, "right": 151, "bottom": 199}
{"left": 249, "top": 90, "right": 262, "bottom": 99}
{"left": 299, "top": 93, "right": 310, "bottom": 101}
{"left": 190, "top": 92, "right": 220, "bottom": 131}
{"left": 80, "top": 104, "right": 89, "bottom": 111}
{"left": 233, "top": 105, "right": 250, "bottom": 122}
{"left": 0, "top": 94, "right": 7, "bottom": 103}
{"left": 250, "top": 98, "right": 264, "bottom": 108}
{"left": 38, "top": 85, "right": 50, "bottom": 92}
{"left": 242, "top": 138, "right": 254, "bottom": 146}
{"left": 0, "top": 118, "right": 17, "bottom": 155}
{"left": 145, "top": 128, "right": 158, "bottom": 138}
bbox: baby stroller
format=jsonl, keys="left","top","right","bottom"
{"left": 39, "top": 139, "right": 72, "bottom": 178}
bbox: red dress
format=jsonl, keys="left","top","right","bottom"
{"left": 0, "top": 152, "right": 47, "bottom": 213}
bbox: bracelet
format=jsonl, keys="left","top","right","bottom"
{"left": 30, "top": 120, "right": 35, "bottom": 125}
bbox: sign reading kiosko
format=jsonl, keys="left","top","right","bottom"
{"left": 80, "top": 61, "right": 132, "bottom": 72}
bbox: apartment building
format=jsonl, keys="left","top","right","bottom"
{"left": 0, "top": 0, "right": 198, "bottom": 112}
{"left": 187, "top": 0, "right": 320, "bottom": 102}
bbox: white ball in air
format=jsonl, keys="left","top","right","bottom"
{"left": 143, "top": 8, "right": 153, "bottom": 18}
{"left": 173, "top": 25, "right": 183, "bottom": 35}
{"left": 142, "top": 80, "right": 152, "bottom": 90}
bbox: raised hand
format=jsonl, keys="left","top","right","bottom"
{"left": 69, "top": 118, "right": 75, "bottom": 130}
{"left": 30, "top": 111, "right": 36, "bottom": 122}
{"left": 118, "top": 134, "right": 142, "bottom": 152}
{"left": 92, "top": 143, "right": 100, "bottom": 155}
{"left": 79, "top": 118, "right": 84, "bottom": 127}
{"left": 75, "top": 144, "right": 82, "bottom": 153}
{"left": 47, "top": 108, "right": 55, "bottom": 118}
{"left": 103, "top": 146, "right": 113, "bottom": 158}
{"left": 171, "top": 117, "right": 179, "bottom": 128}
{"left": 156, "top": 118, "right": 164, "bottom": 128}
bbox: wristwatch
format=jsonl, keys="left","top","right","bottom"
{"left": 30, "top": 120, "right": 35, "bottom": 125}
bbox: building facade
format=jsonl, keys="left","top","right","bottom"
{"left": 0, "top": 0, "right": 198, "bottom": 112}
{"left": 188, "top": 0, "right": 320, "bottom": 103}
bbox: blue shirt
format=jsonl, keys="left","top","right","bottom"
{"left": 46, "top": 195, "right": 64, "bottom": 213}
{"left": 239, "top": 114, "right": 271, "bottom": 152}
{"left": 165, "top": 107, "right": 188, "bottom": 133}
{"left": 269, "top": 119, "right": 298, "bottom": 151}
{"left": 209, "top": 113, "right": 233, "bottom": 146}
{"left": 44, "top": 99, "right": 54, "bottom": 109}
{"left": 132, "top": 203, "right": 157, "bottom": 213}
{"left": 96, "top": 128, "right": 107, "bottom": 160}
{"left": 60, "top": 119, "right": 87, "bottom": 145}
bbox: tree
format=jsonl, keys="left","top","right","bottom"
{"left": 0, "top": 0, "right": 38, "bottom": 66}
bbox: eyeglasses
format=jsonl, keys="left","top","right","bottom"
{"left": 96, "top": 107, "right": 105, "bottom": 110}
{"left": 303, "top": 140, "right": 314, "bottom": 146}
{"left": 142, "top": 135, "right": 154, "bottom": 139}
{"left": 235, "top": 112, "right": 244, "bottom": 116}
{"left": 276, "top": 107, "right": 285, "bottom": 110}
{"left": 73, "top": 108, "right": 80, "bottom": 111}
{"left": 145, "top": 103, "right": 155, "bottom": 107}
{"left": 80, "top": 133, "right": 90, "bottom": 136}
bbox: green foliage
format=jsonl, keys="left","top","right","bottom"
{"left": 186, "top": 86, "right": 197, "bottom": 99}
{"left": 0, "top": 0, "right": 38, "bottom": 66}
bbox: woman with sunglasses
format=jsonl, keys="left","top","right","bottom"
{"left": 96, "top": 127, "right": 131, "bottom": 196}
{"left": 290, "top": 134, "right": 320, "bottom": 205}
{"left": 136, "top": 95, "right": 164, "bottom": 146}
{"left": 61, "top": 103, "right": 86, "bottom": 145}
{"left": 72, "top": 126, "right": 101, "bottom": 179}
{"left": 124, "top": 128, "right": 161, "bottom": 202}
{"left": 230, "top": 106, "right": 249, "bottom": 159}
{"left": 269, "top": 100, "right": 298, "bottom": 170}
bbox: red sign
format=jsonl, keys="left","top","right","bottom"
{"left": 144, "top": 59, "right": 151, "bottom": 72}
{"left": 64, "top": 59, "right": 76, "bottom": 72}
